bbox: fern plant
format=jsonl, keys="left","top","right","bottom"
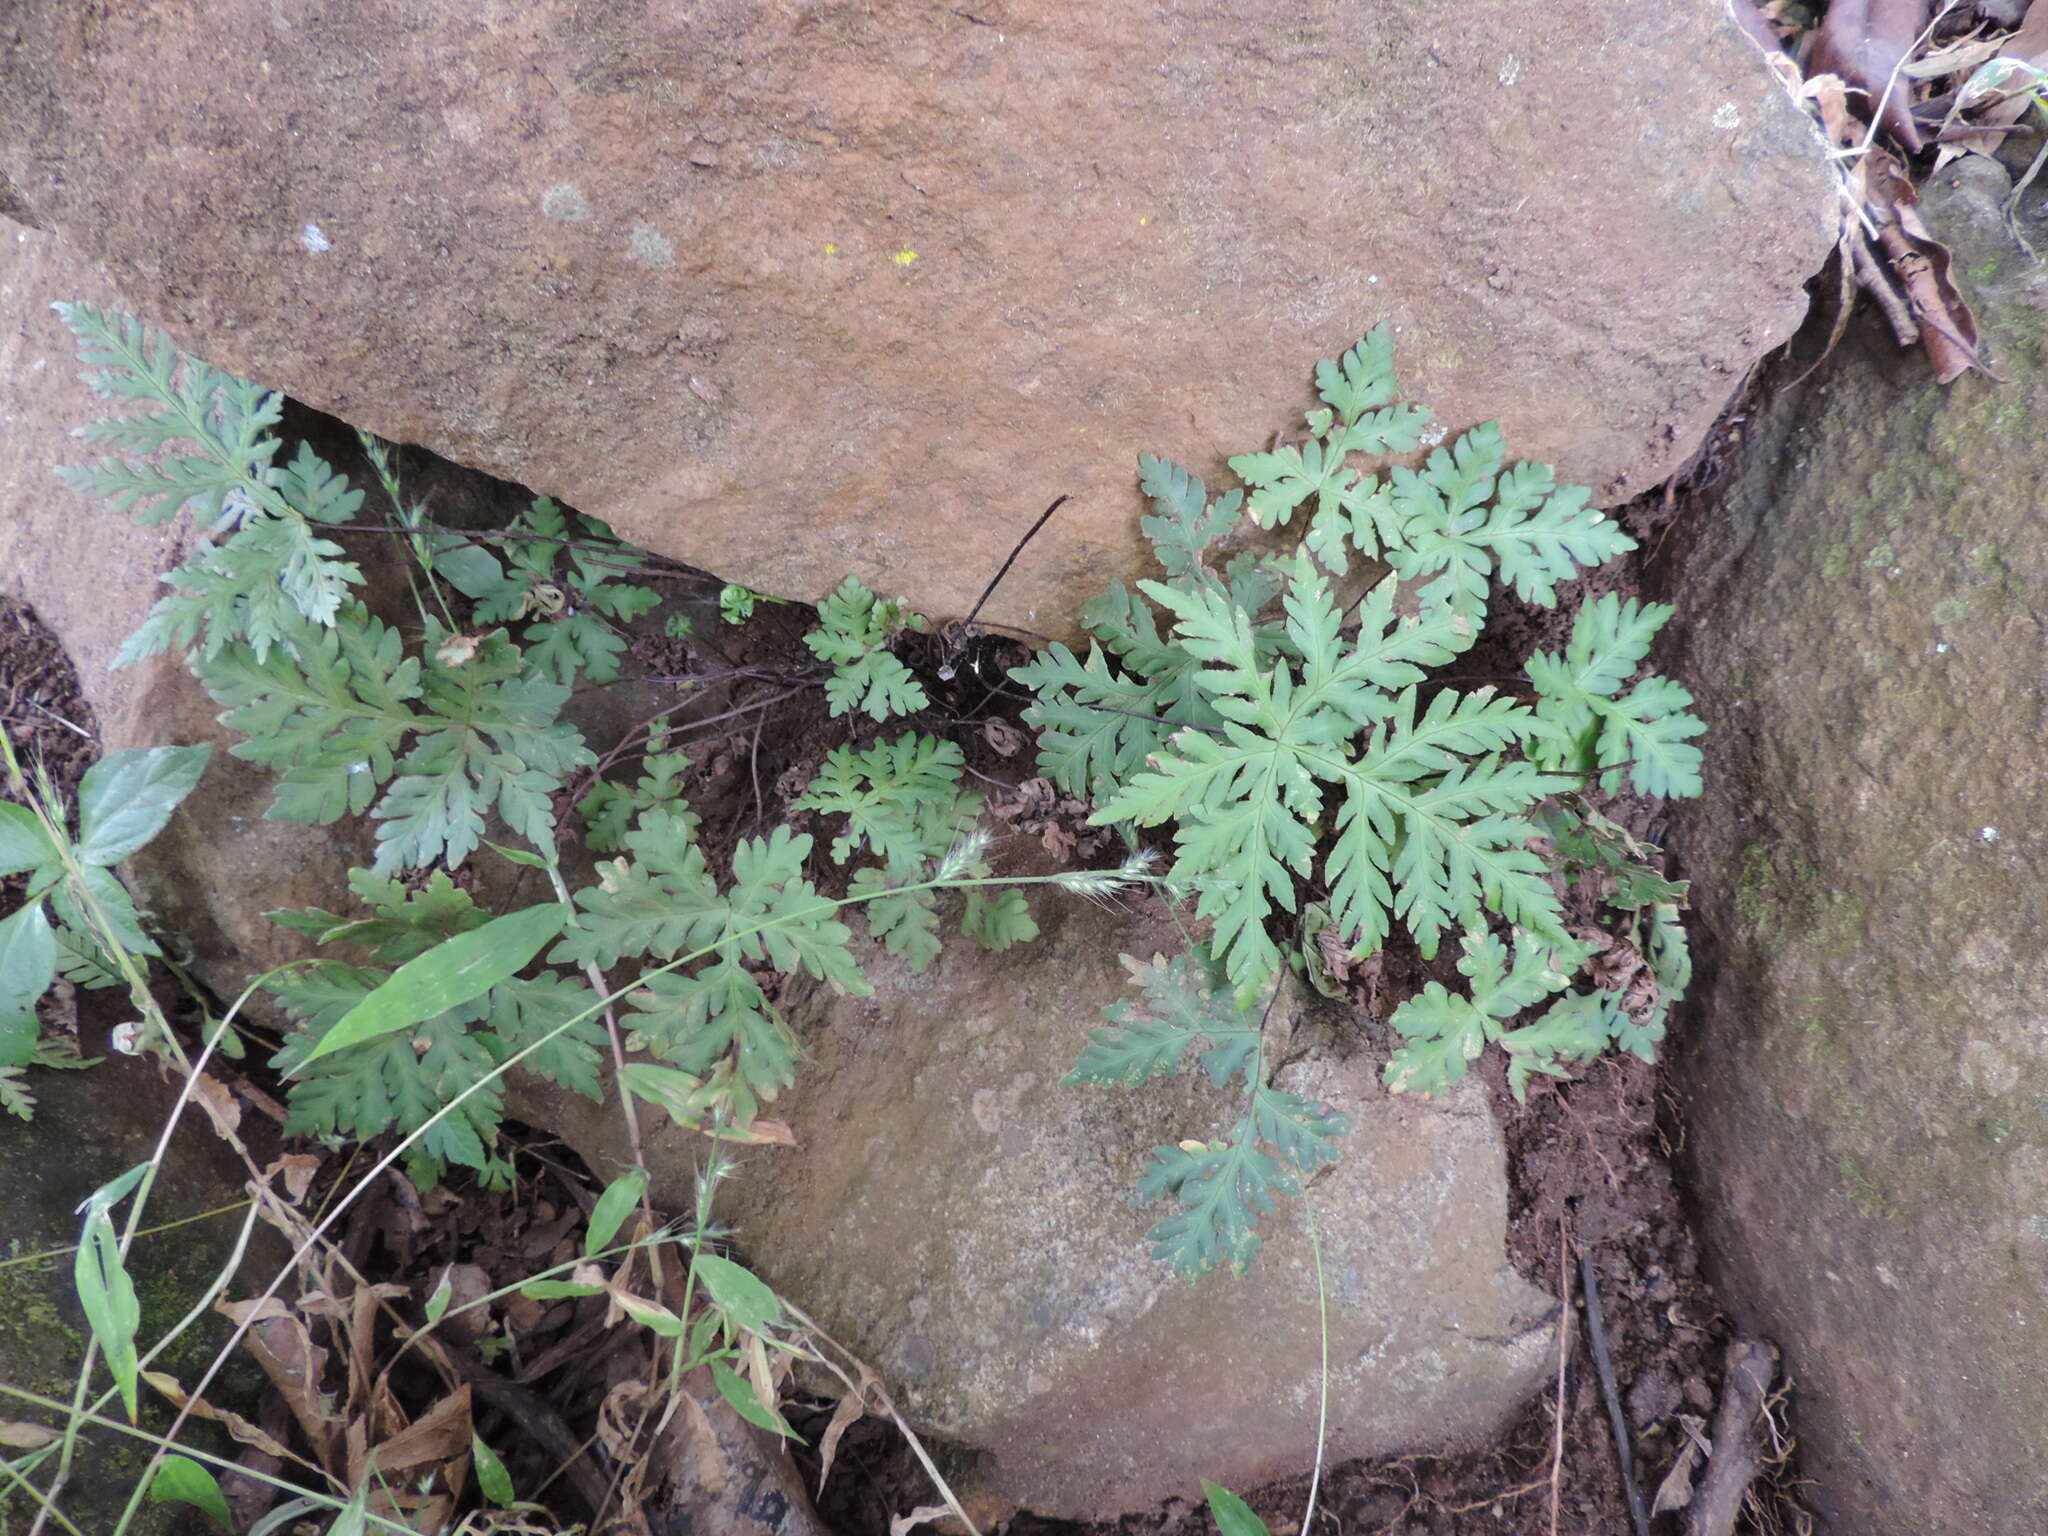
{"left": 1021, "top": 325, "right": 1704, "bottom": 1272}
{"left": 58, "top": 304, "right": 599, "bottom": 878}
{"left": 794, "top": 733, "right": 1038, "bottom": 968}
{"left": 57, "top": 307, "right": 1112, "bottom": 1191}
{"left": 429, "top": 496, "right": 663, "bottom": 686}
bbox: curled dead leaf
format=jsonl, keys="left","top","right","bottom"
{"left": 981, "top": 718, "right": 1024, "bottom": 757}
{"left": 189, "top": 1071, "right": 241, "bottom": 1138}
{"left": 266, "top": 1152, "right": 321, "bottom": 1202}
{"left": 139, "top": 1370, "right": 294, "bottom": 1460}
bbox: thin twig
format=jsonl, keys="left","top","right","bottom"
{"left": 939, "top": 494, "right": 1070, "bottom": 678}
{"left": 1579, "top": 1249, "right": 1652, "bottom": 1536}
{"left": 1550, "top": 1213, "right": 1572, "bottom": 1536}
{"left": 1299, "top": 1193, "right": 1330, "bottom": 1536}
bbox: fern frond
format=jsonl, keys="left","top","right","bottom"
{"left": 960, "top": 888, "right": 1039, "bottom": 951}
{"left": 1064, "top": 948, "right": 1346, "bottom": 1278}
{"left": 1136, "top": 454, "right": 1240, "bottom": 588}
{"left": 1592, "top": 676, "right": 1705, "bottom": 798}
{"left": 805, "top": 576, "right": 929, "bottom": 721}
{"left": 1136, "top": 1128, "right": 1288, "bottom": 1278}
{"left": 1526, "top": 595, "right": 1704, "bottom": 798}
{"left": 794, "top": 734, "right": 967, "bottom": 866}
{"left": 1387, "top": 426, "right": 1633, "bottom": 619}
{"left": 1226, "top": 324, "right": 1431, "bottom": 566}
{"left": 483, "top": 975, "right": 607, "bottom": 1101}
{"left": 0, "top": 1063, "right": 33, "bottom": 1121}
{"left": 55, "top": 303, "right": 284, "bottom": 526}
{"left": 556, "top": 824, "right": 867, "bottom": 1122}
{"left": 1097, "top": 557, "right": 1567, "bottom": 995}
{"left": 1065, "top": 950, "right": 1257, "bottom": 1087}
{"left": 371, "top": 628, "right": 591, "bottom": 872}
{"left": 577, "top": 749, "right": 695, "bottom": 854}
{"left": 1383, "top": 927, "right": 1588, "bottom": 1096}
{"left": 58, "top": 307, "right": 375, "bottom": 660}
{"left": 1011, "top": 641, "right": 1217, "bottom": 802}
{"left": 266, "top": 868, "right": 488, "bottom": 963}
{"left": 269, "top": 960, "right": 503, "bottom": 1185}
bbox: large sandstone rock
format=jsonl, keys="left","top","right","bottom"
{"left": 525, "top": 888, "right": 1556, "bottom": 1519}
{"left": 0, "top": 223, "right": 363, "bottom": 986}
{"left": 1, "top": 1, "right": 1830, "bottom": 637}
{"left": 1673, "top": 161, "right": 2048, "bottom": 1534}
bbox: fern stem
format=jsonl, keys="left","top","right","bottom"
{"left": 542, "top": 858, "right": 658, "bottom": 1236}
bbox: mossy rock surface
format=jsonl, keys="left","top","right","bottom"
{"left": 0, "top": 1051, "right": 274, "bottom": 1535}
{"left": 1674, "top": 160, "right": 2048, "bottom": 1534}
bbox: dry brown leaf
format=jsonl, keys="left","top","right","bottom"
{"left": 1904, "top": 33, "right": 2008, "bottom": 81}
{"left": 366, "top": 1383, "right": 473, "bottom": 1477}
{"left": 0, "top": 1421, "right": 58, "bottom": 1450}
{"left": 267, "top": 1152, "right": 321, "bottom": 1202}
{"left": 1799, "top": 68, "right": 1986, "bottom": 381}
{"left": 221, "top": 1297, "right": 343, "bottom": 1472}
{"left": 980, "top": 718, "right": 1024, "bottom": 757}
{"left": 814, "top": 1389, "right": 870, "bottom": 1495}
{"left": 1866, "top": 151, "right": 1985, "bottom": 379}
{"left": 1652, "top": 1435, "right": 1705, "bottom": 1513}
{"left": 141, "top": 1371, "right": 294, "bottom": 1460}
{"left": 598, "top": 1377, "right": 655, "bottom": 1464}
{"left": 189, "top": 1071, "right": 242, "bottom": 1138}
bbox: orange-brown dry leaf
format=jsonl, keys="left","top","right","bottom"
{"left": 1866, "top": 152, "right": 1985, "bottom": 380}
{"left": 267, "top": 1152, "right": 321, "bottom": 1202}
{"left": 189, "top": 1072, "right": 241, "bottom": 1138}
{"left": 140, "top": 1370, "right": 294, "bottom": 1460}
{"left": 814, "top": 1388, "right": 871, "bottom": 1494}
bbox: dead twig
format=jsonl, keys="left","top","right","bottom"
{"left": 1687, "top": 1337, "right": 1780, "bottom": 1536}
{"left": 1578, "top": 1249, "right": 1652, "bottom": 1536}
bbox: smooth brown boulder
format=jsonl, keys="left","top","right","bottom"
{"left": 1, "top": 2, "right": 1831, "bottom": 635}
{"left": 522, "top": 893, "right": 1558, "bottom": 1519}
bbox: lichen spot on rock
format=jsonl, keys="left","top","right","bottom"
{"left": 627, "top": 222, "right": 675, "bottom": 269}
{"left": 540, "top": 183, "right": 593, "bottom": 225}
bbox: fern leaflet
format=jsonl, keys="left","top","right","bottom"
{"left": 1093, "top": 554, "right": 1561, "bottom": 999}
{"left": 1066, "top": 949, "right": 1346, "bottom": 1277}
{"left": 804, "top": 576, "right": 929, "bottom": 720}
{"left": 1387, "top": 426, "right": 1633, "bottom": 621}
{"left": 1526, "top": 593, "right": 1705, "bottom": 797}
